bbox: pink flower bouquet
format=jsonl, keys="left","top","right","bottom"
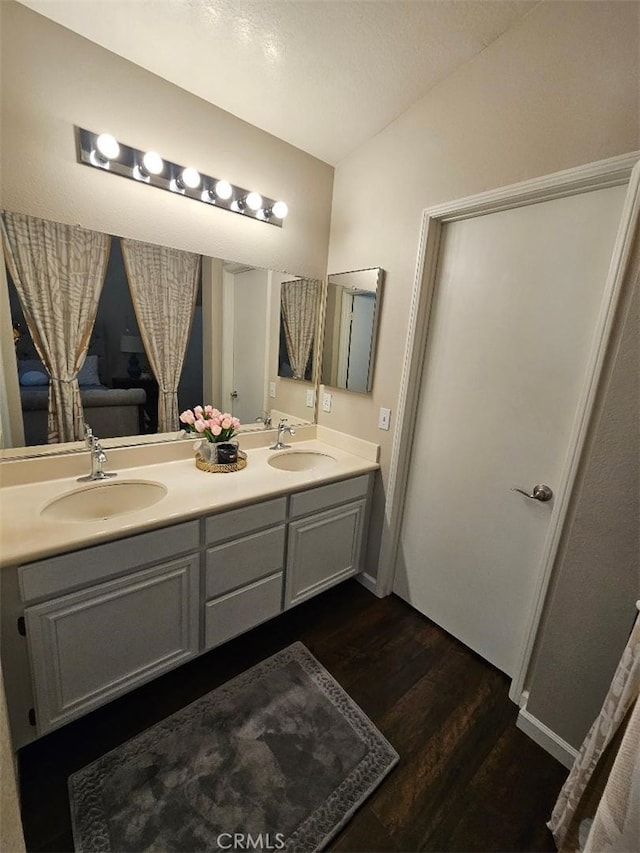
{"left": 179, "top": 406, "right": 241, "bottom": 443}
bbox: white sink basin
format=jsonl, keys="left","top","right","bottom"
{"left": 41, "top": 480, "right": 167, "bottom": 522}
{"left": 268, "top": 450, "right": 336, "bottom": 472}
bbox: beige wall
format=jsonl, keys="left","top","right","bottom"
{"left": 325, "top": 0, "right": 639, "bottom": 746}
{"left": 1, "top": 0, "right": 638, "bottom": 759}
{"left": 0, "top": 1, "right": 332, "bottom": 278}
{"left": 526, "top": 273, "right": 639, "bottom": 748}
{"left": 0, "top": 0, "right": 333, "bottom": 440}
{"left": 0, "top": 0, "right": 333, "bottom": 820}
{"left": 0, "top": 663, "right": 25, "bottom": 853}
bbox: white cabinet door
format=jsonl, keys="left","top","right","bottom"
{"left": 25, "top": 555, "right": 199, "bottom": 735}
{"left": 285, "top": 499, "right": 367, "bottom": 608}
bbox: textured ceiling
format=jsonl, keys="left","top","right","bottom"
{"left": 18, "top": 0, "right": 538, "bottom": 164}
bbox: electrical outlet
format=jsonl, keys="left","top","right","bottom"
{"left": 378, "top": 407, "right": 391, "bottom": 430}
{"left": 306, "top": 389, "right": 315, "bottom": 408}
{"left": 322, "top": 392, "right": 332, "bottom": 413}
{"left": 269, "top": 381, "right": 276, "bottom": 398}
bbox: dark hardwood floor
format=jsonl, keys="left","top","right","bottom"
{"left": 18, "top": 580, "right": 567, "bottom": 852}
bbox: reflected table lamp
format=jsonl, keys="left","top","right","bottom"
{"left": 120, "top": 334, "right": 145, "bottom": 379}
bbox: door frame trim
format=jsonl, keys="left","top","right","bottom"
{"left": 376, "top": 151, "right": 640, "bottom": 702}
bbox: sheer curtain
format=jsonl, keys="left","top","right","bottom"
{"left": 549, "top": 603, "right": 640, "bottom": 851}
{"left": 121, "top": 239, "right": 200, "bottom": 432}
{"left": 1, "top": 211, "right": 110, "bottom": 443}
{"left": 281, "top": 279, "right": 319, "bottom": 380}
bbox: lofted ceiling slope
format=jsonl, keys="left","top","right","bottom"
{"left": 18, "top": 0, "right": 539, "bottom": 164}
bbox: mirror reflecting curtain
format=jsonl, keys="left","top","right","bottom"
{"left": 2, "top": 212, "right": 321, "bottom": 451}
{"left": 278, "top": 278, "right": 321, "bottom": 381}
{"left": 1, "top": 212, "right": 111, "bottom": 443}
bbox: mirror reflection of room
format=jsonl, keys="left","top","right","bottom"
{"left": 322, "top": 268, "right": 383, "bottom": 394}
{"left": 2, "top": 210, "right": 319, "bottom": 448}
{"left": 278, "top": 278, "right": 320, "bottom": 382}
{"left": 3, "top": 212, "right": 203, "bottom": 446}
{"left": 2, "top": 211, "right": 321, "bottom": 446}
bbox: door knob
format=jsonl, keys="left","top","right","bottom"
{"left": 511, "top": 484, "right": 553, "bottom": 502}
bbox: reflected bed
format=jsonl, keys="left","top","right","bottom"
{"left": 20, "top": 384, "right": 147, "bottom": 446}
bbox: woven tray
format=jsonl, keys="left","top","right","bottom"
{"left": 195, "top": 450, "right": 247, "bottom": 474}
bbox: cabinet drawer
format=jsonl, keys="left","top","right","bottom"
{"left": 205, "top": 526, "right": 285, "bottom": 598}
{"left": 289, "top": 474, "right": 370, "bottom": 519}
{"left": 204, "top": 573, "right": 283, "bottom": 651}
{"left": 19, "top": 520, "right": 200, "bottom": 604}
{"left": 25, "top": 555, "right": 200, "bottom": 734}
{"left": 205, "top": 498, "right": 286, "bottom": 545}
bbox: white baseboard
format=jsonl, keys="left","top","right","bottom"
{"left": 517, "top": 704, "right": 578, "bottom": 769}
{"left": 356, "top": 572, "right": 381, "bottom": 596}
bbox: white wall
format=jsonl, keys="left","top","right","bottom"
{"left": 325, "top": 0, "right": 639, "bottom": 747}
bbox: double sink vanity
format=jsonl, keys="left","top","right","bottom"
{"left": 0, "top": 426, "right": 378, "bottom": 749}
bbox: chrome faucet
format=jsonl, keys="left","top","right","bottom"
{"left": 78, "top": 424, "right": 117, "bottom": 482}
{"left": 270, "top": 418, "right": 295, "bottom": 450}
{"left": 255, "top": 412, "right": 272, "bottom": 429}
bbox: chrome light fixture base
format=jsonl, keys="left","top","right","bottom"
{"left": 76, "top": 127, "right": 288, "bottom": 227}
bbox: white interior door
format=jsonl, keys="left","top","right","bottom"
{"left": 228, "top": 269, "right": 268, "bottom": 424}
{"left": 347, "top": 291, "right": 376, "bottom": 391}
{"left": 394, "top": 185, "right": 627, "bottom": 677}
{"left": 336, "top": 290, "right": 352, "bottom": 388}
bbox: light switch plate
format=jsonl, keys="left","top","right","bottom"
{"left": 269, "top": 381, "right": 276, "bottom": 398}
{"left": 306, "top": 389, "right": 315, "bottom": 408}
{"left": 378, "top": 407, "right": 391, "bottom": 430}
{"left": 322, "top": 392, "right": 332, "bottom": 413}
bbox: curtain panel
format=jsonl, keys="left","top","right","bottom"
{"left": 549, "top": 603, "right": 640, "bottom": 850}
{"left": 1, "top": 211, "right": 110, "bottom": 443}
{"left": 582, "top": 695, "right": 640, "bottom": 853}
{"left": 281, "top": 279, "right": 319, "bottom": 380}
{"left": 121, "top": 239, "right": 200, "bottom": 433}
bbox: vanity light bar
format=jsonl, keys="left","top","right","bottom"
{"left": 76, "top": 128, "right": 288, "bottom": 227}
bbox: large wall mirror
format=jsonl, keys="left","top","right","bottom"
{"left": 321, "top": 268, "right": 384, "bottom": 393}
{"left": 1, "top": 209, "right": 322, "bottom": 453}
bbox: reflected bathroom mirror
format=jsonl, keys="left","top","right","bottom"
{"left": 1, "top": 210, "right": 321, "bottom": 452}
{"left": 321, "top": 268, "right": 384, "bottom": 393}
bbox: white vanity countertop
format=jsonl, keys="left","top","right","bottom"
{"left": 0, "top": 430, "right": 379, "bottom": 567}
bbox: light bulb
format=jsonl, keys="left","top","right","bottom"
{"left": 142, "top": 151, "right": 163, "bottom": 175}
{"left": 215, "top": 180, "right": 232, "bottom": 200}
{"left": 246, "top": 192, "right": 262, "bottom": 211}
{"left": 180, "top": 167, "right": 201, "bottom": 189}
{"left": 96, "top": 133, "right": 120, "bottom": 160}
{"left": 272, "top": 201, "right": 288, "bottom": 219}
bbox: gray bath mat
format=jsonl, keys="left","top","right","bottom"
{"left": 68, "top": 642, "right": 398, "bottom": 852}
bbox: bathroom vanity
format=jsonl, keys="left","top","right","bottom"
{"left": 0, "top": 431, "right": 377, "bottom": 748}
